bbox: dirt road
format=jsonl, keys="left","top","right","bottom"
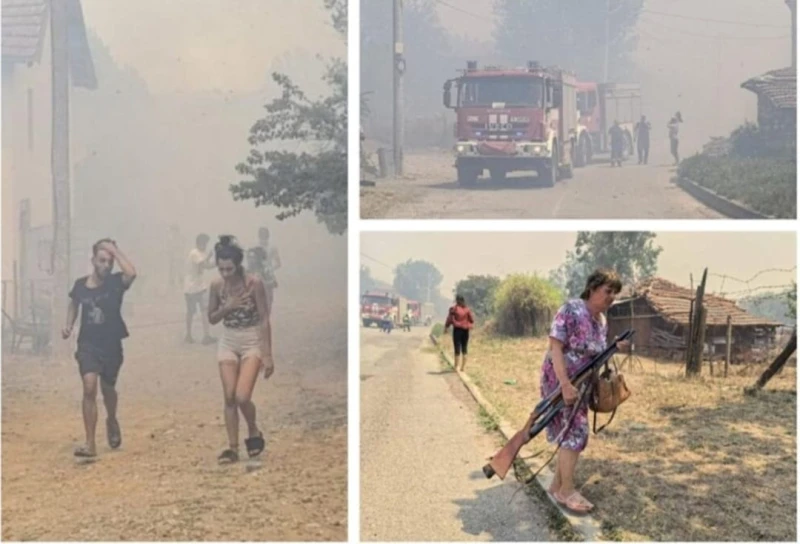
{"left": 361, "top": 146, "right": 723, "bottom": 219}
{"left": 2, "top": 291, "right": 346, "bottom": 541}
{"left": 360, "top": 326, "right": 549, "bottom": 541}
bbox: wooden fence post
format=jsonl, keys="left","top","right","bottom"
{"left": 686, "top": 268, "right": 708, "bottom": 376}
{"left": 725, "top": 315, "right": 732, "bottom": 378}
{"left": 696, "top": 306, "right": 708, "bottom": 374}
{"left": 686, "top": 298, "right": 695, "bottom": 368}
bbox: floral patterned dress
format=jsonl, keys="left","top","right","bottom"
{"left": 539, "top": 299, "right": 608, "bottom": 452}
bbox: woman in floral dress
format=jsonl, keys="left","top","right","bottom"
{"left": 540, "top": 269, "right": 629, "bottom": 514}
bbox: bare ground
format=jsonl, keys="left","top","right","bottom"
{"left": 360, "top": 327, "right": 549, "bottom": 541}
{"left": 2, "top": 292, "right": 347, "bottom": 541}
{"left": 360, "top": 147, "right": 723, "bottom": 220}
{"left": 440, "top": 330, "right": 796, "bottom": 542}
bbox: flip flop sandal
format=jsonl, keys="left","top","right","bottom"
{"left": 559, "top": 491, "right": 594, "bottom": 515}
{"left": 217, "top": 448, "right": 239, "bottom": 464}
{"left": 74, "top": 446, "right": 97, "bottom": 458}
{"left": 547, "top": 488, "right": 562, "bottom": 504}
{"left": 106, "top": 418, "right": 122, "bottom": 449}
{"left": 244, "top": 432, "right": 265, "bottom": 458}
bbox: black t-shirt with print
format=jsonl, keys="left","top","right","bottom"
{"left": 69, "top": 272, "right": 130, "bottom": 349}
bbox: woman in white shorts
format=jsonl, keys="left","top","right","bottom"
{"left": 207, "top": 235, "right": 274, "bottom": 464}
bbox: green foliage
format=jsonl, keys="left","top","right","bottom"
{"left": 493, "top": 0, "right": 644, "bottom": 82}
{"left": 230, "top": 0, "right": 347, "bottom": 235}
{"left": 454, "top": 275, "right": 502, "bottom": 322}
{"left": 561, "top": 232, "right": 661, "bottom": 297}
{"left": 393, "top": 259, "right": 443, "bottom": 302}
{"left": 549, "top": 250, "right": 592, "bottom": 298}
{"left": 431, "top": 322, "right": 444, "bottom": 338}
{"left": 728, "top": 122, "right": 777, "bottom": 159}
{"left": 493, "top": 274, "right": 562, "bottom": 337}
{"left": 477, "top": 406, "right": 500, "bottom": 432}
{"left": 788, "top": 282, "right": 797, "bottom": 321}
{"left": 678, "top": 154, "right": 796, "bottom": 219}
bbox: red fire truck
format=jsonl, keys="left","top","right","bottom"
{"left": 361, "top": 290, "right": 397, "bottom": 328}
{"left": 443, "top": 61, "right": 578, "bottom": 187}
{"left": 407, "top": 300, "right": 421, "bottom": 325}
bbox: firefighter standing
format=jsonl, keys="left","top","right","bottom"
{"left": 668, "top": 112, "right": 683, "bottom": 165}
{"left": 608, "top": 120, "right": 625, "bottom": 167}
{"left": 634, "top": 115, "right": 651, "bottom": 165}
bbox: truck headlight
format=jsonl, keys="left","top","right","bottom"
{"left": 456, "top": 144, "right": 473, "bottom": 154}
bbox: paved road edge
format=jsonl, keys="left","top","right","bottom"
{"left": 675, "top": 177, "right": 771, "bottom": 219}
{"left": 429, "top": 333, "right": 604, "bottom": 542}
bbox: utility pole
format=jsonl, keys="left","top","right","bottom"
{"left": 603, "top": 0, "right": 610, "bottom": 82}
{"left": 51, "top": 0, "right": 71, "bottom": 357}
{"left": 787, "top": 0, "right": 797, "bottom": 69}
{"left": 393, "top": 0, "right": 405, "bottom": 177}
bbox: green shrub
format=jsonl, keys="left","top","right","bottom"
{"left": 431, "top": 323, "right": 444, "bottom": 338}
{"left": 678, "top": 154, "right": 796, "bottom": 218}
{"left": 454, "top": 274, "right": 502, "bottom": 322}
{"left": 493, "top": 274, "right": 562, "bottom": 337}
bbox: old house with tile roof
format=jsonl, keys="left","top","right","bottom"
{"left": 2, "top": 0, "right": 97, "bottom": 316}
{"left": 607, "top": 277, "right": 782, "bottom": 362}
{"left": 740, "top": 67, "right": 796, "bottom": 152}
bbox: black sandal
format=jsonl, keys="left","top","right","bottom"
{"left": 244, "top": 432, "right": 265, "bottom": 458}
{"left": 106, "top": 418, "right": 122, "bottom": 449}
{"left": 217, "top": 448, "right": 239, "bottom": 464}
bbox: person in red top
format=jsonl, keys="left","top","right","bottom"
{"left": 444, "top": 295, "right": 475, "bottom": 372}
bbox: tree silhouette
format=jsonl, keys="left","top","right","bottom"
{"left": 230, "top": 0, "right": 347, "bottom": 235}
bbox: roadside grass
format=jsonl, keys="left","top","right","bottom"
{"left": 678, "top": 155, "right": 796, "bottom": 218}
{"left": 439, "top": 328, "right": 797, "bottom": 542}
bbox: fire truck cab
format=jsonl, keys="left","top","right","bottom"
{"left": 361, "top": 290, "right": 397, "bottom": 328}
{"left": 443, "top": 61, "right": 578, "bottom": 188}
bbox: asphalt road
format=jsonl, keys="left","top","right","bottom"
{"left": 360, "top": 326, "right": 550, "bottom": 541}
{"left": 361, "top": 144, "right": 724, "bottom": 220}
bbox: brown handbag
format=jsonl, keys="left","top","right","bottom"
{"left": 589, "top": 359, "right": 631, "bottom": 433}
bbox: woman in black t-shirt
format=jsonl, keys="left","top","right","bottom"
{"left": 63, "top": 239, "right": 137, "bottom": 459}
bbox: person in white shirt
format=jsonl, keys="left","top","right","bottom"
{"left": 184, "top": 233, "right": 216, "bottom": 344}
{"left": 668, "top": 112, "right": 683, "bottom": 165}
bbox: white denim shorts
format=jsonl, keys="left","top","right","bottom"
{"left": 217, "top": 326, "right": 262, "bottom": 363}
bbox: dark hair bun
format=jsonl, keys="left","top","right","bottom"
{"left": 218, "top": 235, "right": 236, "bottom": 247}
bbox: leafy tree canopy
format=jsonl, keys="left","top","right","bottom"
{"left": 230, "top": 0, "right": 347, "bottom": 235}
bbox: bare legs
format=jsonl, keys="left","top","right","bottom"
{"left": 549, "top": 448, "right": 594, "bottom": 513}
{"left": 186, "top": 294, "right": 214, "bottom": 343}
{"left": 77, "top": 373, "right": 119, "bottom": 457}
{"left": 235, "top": 356, "right": 262, "bottom": 439}
{"left": 218, "top": 357, "right": 263, "bottom": 459}
{"left": 79, "top": 373, "right": 99, "bottom": 456}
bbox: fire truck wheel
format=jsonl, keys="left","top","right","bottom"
{"left": 539, "top": 150, "right": 558, "bottom": 187}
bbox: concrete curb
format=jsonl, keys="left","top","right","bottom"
{"left": 429, "top": 333, "right": 604, "bottom": 542}
{"left": 675, "top": 177, "right": 771, "bottom": 219}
